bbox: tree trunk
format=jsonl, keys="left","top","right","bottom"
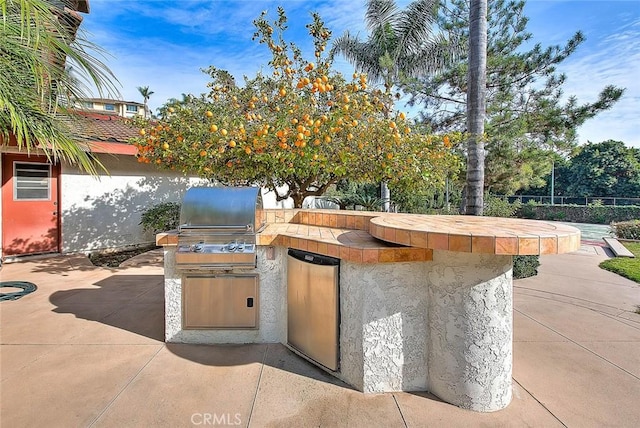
{"left": 465, "top": 0, "right": 488, "bottom": 216}
{"left": 381, "top": 181, "right": 390, "bottom": 212}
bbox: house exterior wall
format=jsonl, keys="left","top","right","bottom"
{"left": 60, "top": 154, "right": 208, "bottom": 253}
{"left": 2, "top": 147, "right": 295, "bottom": 258}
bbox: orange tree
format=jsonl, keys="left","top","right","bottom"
{"left": 130, "top": 8, "right": 460, "bottom": 208}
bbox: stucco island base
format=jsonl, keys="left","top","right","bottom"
{"left": 338, "top": 250, "right": 512, "bottom": 412}
{"left": 159, "top": 210, "right": 579, "bottom": 414}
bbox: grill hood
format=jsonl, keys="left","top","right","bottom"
{"left": 179, "top": 186, "right": 265, "bottom": 233}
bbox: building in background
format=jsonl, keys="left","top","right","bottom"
{"left": 74, "top": 98, "right": 146, "bottom": 118}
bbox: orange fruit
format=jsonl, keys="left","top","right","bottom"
{"left": 138, "top": 129, "right": 146, "bottom": 136}
{"left": 220, "top": 129, "right": 228, "bottom": 136}
{"left": 205, "top": 111, "right": 213, "bottom": 117}
{"left": 199, "top": 150, "right": 207, "bottom": 157}
{"left": 162, "top": 143, "right": 169, "bottom": 150}
{"left": 210, "top": 124, "right": 218, "bottom": 132}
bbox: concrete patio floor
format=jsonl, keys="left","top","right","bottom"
{"left": 1, "top": 245, "right": 639, "bottom": 427}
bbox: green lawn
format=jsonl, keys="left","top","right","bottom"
{"left": 599, "top": 242, "right": 640, "bottom": 284}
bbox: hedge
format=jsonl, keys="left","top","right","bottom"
{"left": 517, "top": 204, "right": 640, "bottom": 224}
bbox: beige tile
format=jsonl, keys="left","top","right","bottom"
{"left": 393, "top": 248, "right": 413, "bottom": 262}
{"left": 383, "top": 227, "right": 396, "bottom": 243}
{"left": 327, "top": 244, "right": 340, "bottom": 258}
{"left": 340, "top": 246, "right": 350, "bottom": 260}
{"left": 410, "top": 231, "right": 427, "bottom": 248}
{"left": 395, "top": 229, "right": 411, "bottom": 246}
{"left": 540, "top": 236, "right": 558, "bottom": 254}
{"left": 349, "top": 248, "right": 363, "bottom": 263}
{"left": 428, "top": 233, "right": 449, "bottom": 250}
{"left": 518, "top": 237, "right": 539, "bottom": 255}
{"left": 328, "top": 214, "right": 338, "bottom": 228}
{"left": 449, "top": 235, "right": 471, "bottom": 253}
{"left": 306, "top": 240, "right": 318, "bottom": 254}
{"left": 362, "top": 249, "right": 379, "bottom": 263}
{"left": 316, "top": 242, "right": 328, "bottom": 255}
{"left": 378, "top": 249, "right": 395, "bottom": 263}
{"left": 471, "top": 235, "right": 495, "bottom": 254}
{"left": 495, "top": 236, "right": 518, "bottom": 255}
{"left": 346, "top": 215, "right": 355, "bottom": 229}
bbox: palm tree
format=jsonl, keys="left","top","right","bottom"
{"left": 0, "top": 0, "right": 118, "bottom": 174}
{"left": 331, "top": 0, "right": 458, "bottom": 210}
{"left": 465, "top": 0, "right": 488, "bottom": 215}
{"left": 137, "top": 85, "right": 154, "bottom": 118}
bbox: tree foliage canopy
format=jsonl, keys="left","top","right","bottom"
{"left": 130, "top": 8, "right": 461, "bottom": 207}
{"left": 404, "top": 0, "right": 625, "bottom": 194}
{"left": 564, "top": 140, "right": 640, "bottom": 197}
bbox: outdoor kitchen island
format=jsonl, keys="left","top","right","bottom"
{"left": 157, "top": 208, "right": 580, "bottom": 412}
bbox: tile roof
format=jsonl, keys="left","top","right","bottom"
{"left": 61, "top": 110, "right": 140, "bottom": 155}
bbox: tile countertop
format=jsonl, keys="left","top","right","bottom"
{"left": 369, "top": 214, "right": 581, "bottom": 255}
{"left": 156, "top": 209, "right": 581, "bottom": 262}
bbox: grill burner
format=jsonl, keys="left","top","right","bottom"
{"left": 180, "top": 242, "right": 256, "bottom": 254}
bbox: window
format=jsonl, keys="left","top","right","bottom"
{"left": 14, "top": 163, "right": 51, "bottom": 200}
{"left": 126, "top": 104, "right": 138, "bottom": 112}
{"left": 104, "top": 104, "right": 116, "bottom": 111}
{"left": 82, "top": 101, "right": 93, "bottom": 109}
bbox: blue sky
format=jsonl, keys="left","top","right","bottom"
{"left": 79, "top": 0, "right": 639, "bottom": 148}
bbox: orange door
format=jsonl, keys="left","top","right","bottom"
{"left": 1, "top": 154, "right": 60, "bottom": 256}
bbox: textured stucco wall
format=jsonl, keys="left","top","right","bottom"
{"left": 339, "top": 261, "right": 430, "bottom": 393}
{"left": 163, "top": 243, "right": 515, "bottom": 411}
{"left": 165, "top": 246, "right": 286, "bottom": 344}
{"left": 427, "top": 250, "right": 513, "bottom": 412}
{"left": 60, "top": 155, "right": 207, "bottom": 253}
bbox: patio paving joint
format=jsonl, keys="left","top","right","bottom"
{"left": 515, "top": 309, "right": 640, "bottom": 382}
{"left": 246, "top": 343, "right": 270, "bottom": 427}
{"left": 512, "top": 379, "right": 567, "bottom": 428}
{"left": 87, "top": 345, "right": 164, "bottom": 427}
{"left": 391, "top": 394, "right": 409, "bottom": 428}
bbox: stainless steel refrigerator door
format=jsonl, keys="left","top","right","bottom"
{"left": 287, "top": 254, "right": 339, "bottom": 371}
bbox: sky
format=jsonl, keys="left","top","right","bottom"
{"left": 78, "top": 0, "right": 639, "bottom": 148}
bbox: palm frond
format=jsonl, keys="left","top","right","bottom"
{"left": 1, "top": 0, "right": 116, "bottom": 174}
{"left": 365, "top": 0, "right": 400, "bottom": 33}
{"left": 395, "top": 0, "right": 439, "bottom": 56}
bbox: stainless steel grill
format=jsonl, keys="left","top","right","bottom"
{"left": 175, "top": 186, "right": 265, "bottom": 270}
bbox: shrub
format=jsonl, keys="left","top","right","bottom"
{"left": 484, "top": 195, "right": 522, "bottom": 218}
{"left": 611, "top": 220, "right": 640, "bottom": 240}
{"left": 514, "top": 204, "right": 640, "bottom": 224}
{"left": 140, "top": 202, "right": 181, "bottom": 234}
{"left": 513, "top": 255, "right": 540, "bottom": 279}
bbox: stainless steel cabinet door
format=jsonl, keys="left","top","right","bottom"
{"left": 183, "top": 275, "right": 258, "bottom": 329}
{"left": 287, "top": 255, "right": 339, "bottom": 370}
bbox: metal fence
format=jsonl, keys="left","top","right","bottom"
{"left": 501, "top": 195, "right": 640, "bottom": 206}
